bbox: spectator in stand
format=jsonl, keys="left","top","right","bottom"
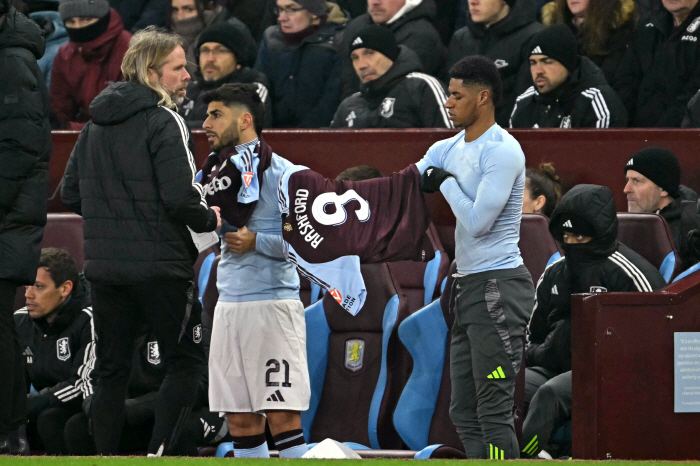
{"left": 255, "top": 0, "right": 346, "bottom": 128}
{"left": 331, "top": 25, "right": 452, "bottom": 128}
{"left": 0, "top": 0, "right": 51, "bottom": 454}
{"left": 340, "top": 0, "right": 447, "bottom": 98}
{"left": 215, "top": 0, "right": 268, "bottom": 41}
{"left": 336, "top": 165, "right": 384, "bottom": 180}
{"left": 29, "top": 10, "right": 68, "bottom": 88}
{"left": 109, "top": 0, "right": 167, "bottom": 32}
{"left": 168, "top": 0, "right": 216, "bottom": 72}
{"left": 50, "top": 0, "right": 131, "bottom": 129}
{"left": 510, "top": 24, "right": 627, "bottom": 128}
{"left": 522, "top": 162, "right": 562, "bottom": 217}
{"left": 540, "top": 0, "right": 637, "bottom": 87}
{"left": 447, "top": 0, "right": 541, "bottom": 126}
{"left": 615, "top": 0, "right": 700, "bottom": 127}
{"left": 522, "top": 184, "right": 665, "bottom": 459}
{"left": 14, "top": 249, "right": 95, "bottom": 455}
{"left": 624, "top": 147, "right": 700, "bottom": 268}
{"left": 180, "top": 21, "right": 270, "bottom": 129}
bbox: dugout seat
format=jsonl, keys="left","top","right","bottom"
{"left": 194, "top": 246, "right": 219, "bottom": 304}
{"left": 519, "top": 214, "right": 562, "bottom": 283}
{"left": 202, "top": 255, "right": 221, "bottom": 318}
{"left": 387, "top": 224, "right": 451, "bottom": 313}
{"left": 302, "top": 263, "right": 413, "bottom": 449}
{"left": 394, "top": 261, "right": 528, "bottom": 458}
{"left": 617, "top": 213, "right": 683, "bottom": 283}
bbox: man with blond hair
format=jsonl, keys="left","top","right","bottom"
{"left": 61, "top": 26, "right": 221, "bottom": 456}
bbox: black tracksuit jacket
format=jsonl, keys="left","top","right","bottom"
{"left": 60, "top": 81, "right": 217, "bottom": 284}
{"left": 14, "top": 277, "right": 94, "bottom": 416}
{"left": 615, "top": 1, "right": 700, "bottom": 127}
{"left": 330, "top": 46, "right": 452, "bottom": 128}
{"left": 527, "top": 185, "right": 666, "bottom": 375}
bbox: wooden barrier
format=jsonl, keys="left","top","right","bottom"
{"left": 572, "top": 272, "right": 700, "bottom": 460}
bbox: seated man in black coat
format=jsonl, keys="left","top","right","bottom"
{"left": 509, "top": 24, "right": 627, "bottom": 129}
{"left": 179, "top": 21, "right": 271, "bottom": 129}
{"left": 331, "top": 25, "right": 452, "bottom": 128}
{"left": 624, "top": 147, "right": 700, "bottom": 269}
{"left": 14, "top": 248, "right": 95, "bottom": 455}
{"left": 521, "top": 185, "right": 666, "bottom": 459}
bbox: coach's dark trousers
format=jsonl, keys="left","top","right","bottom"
{"left": 449, "top": 265, "right": 534, "bottom": 459}
{"left": 90, "top": 279, "right": 205, "bottom": 455}
{"left": 0, "top": 280, "right": 26, "bottom": 439}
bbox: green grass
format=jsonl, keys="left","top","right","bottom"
{"left": 2, "top": 459, "right": 700, "bottom": 466}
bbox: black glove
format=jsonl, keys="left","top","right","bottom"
{"left": 420, "top": 166, "right": 453, "bottom": 193}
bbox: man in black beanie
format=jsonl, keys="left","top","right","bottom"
{"left": 509, "top": 24, "right": 627, "bottom": 128}
{"left": 180, "top": 21, "right": 271, "bottom": 129}
{"left": 331, "top": 25, "right": 452, "bottom": 128}
{"left": 624, "top": 147, "right": 700, "bottom": 267}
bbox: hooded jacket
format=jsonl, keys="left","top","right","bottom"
{"left": 0, "top": 7, "right": 51, "bottom": 285}
{"left": 615, "top": 1, "right": 700, "bottom": 127}
{"left": 527, "top": 184, "right": 666, "bottom": 374}
{"left": 29, "top": 11, "right": 68, "bottom": 89}
{"left": 541, "top": 0, "right": 637, "bottom": 88}
{"left": 60, "top": 81, "right": 217, "bottom": 284}
{"left": 331, "top": 46, "right": 452, "bottom": 128}
{"left": 14, "top": 276, "right": 95, "bottom": 416}
{"left": 254, "top": 4, "right": 346, "bottom": 128}
{"left": 340, "top": 0, "right": 447, "bottom": 98}
{"left": 510, "top": 56, "right": 627, "bottom": 128}
{"left": 447, "top": 0, "right": 542, "bottom": 126}
{"left": 49, "top": 8, "right": 132, "bottom": 129}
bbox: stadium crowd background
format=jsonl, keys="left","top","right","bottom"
{"left": 3, "top": 0, "right": 700, "bottom": 459}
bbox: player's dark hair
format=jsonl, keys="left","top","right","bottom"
{"left": 526, "top": 162, "right": 563, "bottom": 217}
{"left": 38, "top": 248, "right": 79, "bottom": 291}
{"left": 449, "top": 55, "right": 503, "bottom": 106}
{"left": 203, "top": 83, "right": 265, "bottom": 135}
{"left": 336, "top": 165, "right": 384, "bottom": 181}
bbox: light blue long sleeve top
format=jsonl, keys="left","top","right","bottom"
{"left": 217, "top": 140, "right": 300, "bottom": 302}
{"left": 416, "top": 124, "right": 526, "bottom": 275}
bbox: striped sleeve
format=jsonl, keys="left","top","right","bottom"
{"left": 581, "top": 88, "right": 611, "bottom": 128}
{"left": 406, "top": 72, "right": 454, "bottom": 128}
{"left": 608, "top": 251, "right": 653, "bottom": 292}
{"left": 510, "top": 86, "right": 537, "bottom": 128}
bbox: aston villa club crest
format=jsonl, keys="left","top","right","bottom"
{"left": 243, "top": 172, "right": 254, "bottom": 187}
{"left": 329, "top": 289, "right": 342, "bottom": 304}
{"left": 193, "top": 324, "right": 202, "bottom": 344}
{"left": 590, "top": 286, "right": 608, "bottom": 293}
{"left": 284, "top": 223, "right": 293, "bottom": 232}
{"left": 147, "top": 341, "right": 161, "bottom": 365}
{"left": 57, "top": 337, "right": 70, "bottom": 361}
{"left": 345, "top": 339, "right": 365, "bottom": 372}
{"left": 688, "top": 16, "right": 700, "bottom": 33}
{"left": 380, "top": 97, "right": 396, "bottom": 118}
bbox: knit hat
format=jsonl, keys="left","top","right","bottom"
{"left": 197, "top": 22, "right": 256, "bottom": 68}
{"left": 349, "top": 25, "right": 399, "bottom": 62}
{"left": 295, "top": 0, "right": 329, "bottom": 17}
{"left": 528, "top": 24, "right": 579, "bottom": 72}
{"left": 625, "top": 147, "right": 681, "bottom": 198}
{"left": 59, "top": 0, "right": 109, "bottom": 21}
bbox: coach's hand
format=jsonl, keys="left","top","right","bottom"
{"left": 225, "top": 226, "right": 256, "bottom": 254}
{"left": 420, "top": 166, "right": 454, "bottom": 193}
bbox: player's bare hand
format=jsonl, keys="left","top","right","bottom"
{"left": 211, "top": 206, "right": 222, "bottom": 229}
{"left": 224, "top": 226, "right": 256, "bottom": 254}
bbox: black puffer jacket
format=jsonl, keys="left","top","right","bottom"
{"left": 659, "top": 197, "right": 700, "bottom": 268}
{"left": 615, "top": 1, "right": 700, "bottom": 127}
{"left": 447, "top": 0, "right": 541, "bottom": 126}
{"left": 331, "top": 46, "right": 452, "bottom": 128}
{"left": 60, "top": 82, "right": 217, "bottom": 284}
{"left": 180, "top": 67, "right": 272, "bottom": 130}
{"left": 15, "top": 277, "right": 94, "bottom": 417}
{"left": 0, "top": 7, "right": 51, "bottom": 285}
{"left": 340, "top": 0, "right": 447, "bottom": 98}
{"left": 510, "top": 56, "right": 627, "bottom": 128}
{"left": 527, "top": 184, "right": 666, "bottom": 374}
